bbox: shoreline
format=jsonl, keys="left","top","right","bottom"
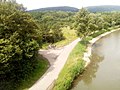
{"left": 83, "top": 28, "right": 120, "bottom": 69}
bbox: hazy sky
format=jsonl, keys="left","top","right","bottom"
{"left": 16, "top": 0, "right": 120, "bottom": 10}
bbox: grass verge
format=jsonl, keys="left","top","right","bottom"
{"left": 17, "top": 55, "right": 49, "bottom": 90}
{"left": 53, "top": 41, "right": 86, "bottom": 90}
{"left": 0, "top": 55, "right": 49, "bottom": 90}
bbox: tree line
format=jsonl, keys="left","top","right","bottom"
{"left": 74, "top": 8, "right": 120, "bottom": 38}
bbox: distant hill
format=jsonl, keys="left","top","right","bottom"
{"left": 86, "top": 5, "right": 120, "bottom": 12}
{"left": 29, "top": 6, "right": 79, "bottom": 12}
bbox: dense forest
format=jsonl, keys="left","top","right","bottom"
{"left": 1, "top": 0, "right": 120, "bottom": 90}
{"left": 29, "top": 6, "right": 79, "bottom": 12}
{"left": 29, "top": 5, "right": 120, "bottom": 13}
{"left": 86, "top": 5, "right": 120, "bottom": 12}
{"left": 29, "top": 11, "right": 75, "bottom": 43}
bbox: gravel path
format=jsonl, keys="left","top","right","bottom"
{"left": 29, "top": 38, "right": 81, "bottom": 90}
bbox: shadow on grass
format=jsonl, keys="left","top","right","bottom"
{"left": 0, "top": 55, "right": 49, "bottom": 90}
{"left": 18, "top": 55, "right": 49, "bottom": 90}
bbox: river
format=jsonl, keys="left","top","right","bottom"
{"left": 71, "top": 30, "right": 120, "bottom": 90}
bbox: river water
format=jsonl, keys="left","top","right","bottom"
{"left": 72, "top": 30, "right": 120, "bottom": 90}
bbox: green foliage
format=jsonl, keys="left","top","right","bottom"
{"left": 0, "top": 1, "right": 41, "bottom": 89}
{"left": 74, "top": 8, "right": 99, "bottom": 38}
{"left": 18, "top": 55, "right": 49, "bottom": 90}
{"left": 53, "top": 42, "right": 85, "bottom": 90}
{"left": 53, "top": 9, "right": 120, "bottom": 90}
{"left": 29, "top": 11, "right": 75, "bottom": 43}
{"left": 1, "top": 2, "right": 120, "bottom": 90}
{"left": 101, "top": 12, "right": 120, "bottom": 27}
{"left": 53, "top": 27, "right": 78, "bottom": 48}
{"left": 74, "top": 8, "right": 120, "bottom": 38}
{"left": 0, "top": 55, "right": 49, "bottom": 90}
{"left": 53, "top": 26, "right": 120, "bottom": 90}
{"left": 87, "top": 5, "right": 120, "bottom": 12}
{"left": 29, "top": 6, "right": 79, "bottom": 12}
{"left": 41, "top": 26, "right": 78, "bottom": 49}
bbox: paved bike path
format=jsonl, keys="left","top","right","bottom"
{"left": 29, "top": 38, "right": 80, "bottom": 90}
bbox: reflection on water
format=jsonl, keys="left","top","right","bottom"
{"left": 71, "top": 53, "right": 104, "bottom": 88}
{"left": 71, "top": 30, "right": 120, "bottom": 90}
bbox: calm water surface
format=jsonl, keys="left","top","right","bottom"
{"left": 72, "top": 30, "right": 120, "bottom": 90}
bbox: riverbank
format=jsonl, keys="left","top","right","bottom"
{"left": 53, "top": 41, "right": 86, "bottom": 90}
{"left": 72, "top": 28, "right": 120, "bottom": 90}
{"left": 84, "top": 27, "right": 120, "bottom": 68}
{"left": 53, "top": 26, "right": 120, "bottom": 90}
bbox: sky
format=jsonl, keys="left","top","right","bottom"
{"left": 16, "top": 0, "right": 120, "bottom": 10}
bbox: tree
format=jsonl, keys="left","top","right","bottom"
{"left": 74, "top": 8, "right": 93, "bottom": 38}
{"left": 0, "top": 1, "right": 40, "bottom": 85}
{"left": 74, "top": 8, "right": 107, "bottom": 38}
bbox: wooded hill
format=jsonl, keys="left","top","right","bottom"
{"left": 86, "top": 5, "right": 120, "bottom": 12}
{"left": 29, "top": 5, "right": 120, "bottom": 13}
{"left": 29, "top": 6, "right": 79, "bottom": 12}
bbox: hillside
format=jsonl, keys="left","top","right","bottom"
{"left": 86, "top": 5, "right": 120, "bottom": 12}
{"left": 29, "top": 6, "right": 79, "bottom": 12}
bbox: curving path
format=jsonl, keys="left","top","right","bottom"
{"left": 29, "top": 38, "right": 81, "bottom": 90}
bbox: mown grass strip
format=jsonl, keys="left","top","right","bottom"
{"left": 53, "top": 41, "right": 86, "bottom": 90}
{"left": 17, "top": 55, "right": 49, "bottom": 90}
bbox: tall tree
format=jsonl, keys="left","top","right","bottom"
{"left": 0, "top": 1, "right": 40, "bottom": 89}
{"left": 74, "top": 8, "right": 92, "bottom": 38}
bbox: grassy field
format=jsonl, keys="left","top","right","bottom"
{"left": 18, "top": 55, "right": 49, "bottom": 90}
{"left": 53, "top": 41, "right": 86, "bottom": 90}
{"left": 42, "top": 26, "right": 78, "bottom": 49}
